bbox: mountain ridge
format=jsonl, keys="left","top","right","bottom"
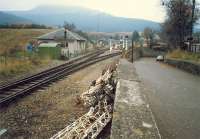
{"left": 3, "top": 5, "right": 161, "bottom": 32}
{"left": 0, "top": 11, "right": 32, "bottom": 25}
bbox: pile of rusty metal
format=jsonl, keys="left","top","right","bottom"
{"left": 81, "top": 67, "right": 116, "bottom": 108}
{"left": 50, "top": 65, "right": 117, "bottom": 139}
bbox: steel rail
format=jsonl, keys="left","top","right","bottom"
{"left": 0, "top": 52, "right": 121, "bottom": 106}
{"left": 0, "top": 50, "right": 106, "bottom": 91}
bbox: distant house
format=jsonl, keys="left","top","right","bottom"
{"left": 36, "top": 28, "right": 86, "bottom": 58}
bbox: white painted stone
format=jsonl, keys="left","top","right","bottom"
{"left": 142, "top": 122, "right": 153, "bottom": 128}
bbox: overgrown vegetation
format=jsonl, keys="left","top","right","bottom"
{"left": 167, "top": 49, "right": 200, "bottom": 63}
{"left": 0, "top": 55, "right": 51, "bottom": 77}
{"left": 132, "top": 31, "right": 140, "bottom": 43}
{"left": 0, "top": 29, "right": 53, "bottom": 77}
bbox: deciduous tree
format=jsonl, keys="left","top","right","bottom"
{"left": 132, "top": 31, "right": 140, "bottom": 42}
{"left": 162, "top": 0, "right": 200, "bottom": 49}
{"left": 143, "top": 28, "right": 155, "bottom": 48}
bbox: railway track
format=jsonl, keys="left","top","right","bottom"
{"left": 0, "top": 51, "right": 121, "bottom": 106}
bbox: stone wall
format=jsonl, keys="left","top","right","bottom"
{"left": 165, "top": 58, "right": 200, "bottom": 75}
{"left": 128, "top": 47, "right": 166, "bottom": 61}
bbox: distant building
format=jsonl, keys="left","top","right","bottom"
{"left": 185, "top": 37, "right": 200, "bottom": 53}
{"left": 36, "top": 28, "right": 86, "bottom": 58}
{"left": 97, "top": 38, "right": 107, "bottom": 47}
{"left": 190, "top": 43, "right": 200, "bottom": 53}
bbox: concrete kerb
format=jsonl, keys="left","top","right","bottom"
{"left": 110, "top": 59, "right": 161, "bottom": 139}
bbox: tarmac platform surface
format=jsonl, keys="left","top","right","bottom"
{"left": 110, "top": 59, "right": 161, "bottom": 139}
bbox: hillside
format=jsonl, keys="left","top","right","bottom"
{"left": 0, "top": 11, "right": 32, "bottom": 25}
{"left": 7, "top": 5, "right": 161, "bottom": 32}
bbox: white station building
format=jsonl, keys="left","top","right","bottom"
{"left": 36, "top": 28, "right": 86, "bottom": 58}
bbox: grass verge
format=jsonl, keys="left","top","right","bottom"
{"left": 167, "top": 49, "right": 200, "bottom": 63}
{"left": 0, "top": 29, "right": 53, "bottom": 78}
{"left": 0, "top": 55, "right": 51, "bottom": 78}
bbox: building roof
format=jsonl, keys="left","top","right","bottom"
{"left": 37, "top": 29, "right": 86, "bottom": 41}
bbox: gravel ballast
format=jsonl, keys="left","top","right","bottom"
{"left": 0, "top": 57, "right": 119, "bottom": 139}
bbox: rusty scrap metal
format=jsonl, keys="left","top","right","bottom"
{"left": 50, "top": 100, "right": 112, "bottom": 139}
{"left": 50, "top": 67, "right": 116, "bottom": 139}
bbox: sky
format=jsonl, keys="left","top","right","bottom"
{"left": 0, "top": 0, "right": 166, "bottom": 22}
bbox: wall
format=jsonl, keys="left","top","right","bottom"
{"left": 67, "top": 40, "right": 86, "bottom": 57}
{"left": 127, "top": 47, "right": 166, "bottom": 62}
{"left": 165, "top": 58, "right": 200, "bottom": 75}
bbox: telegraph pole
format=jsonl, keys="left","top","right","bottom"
{"left": 64, "top": 27, "right": 69, "bottom": 58}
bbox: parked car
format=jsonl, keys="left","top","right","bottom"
{"left": 156, "top": 55, "right": 164, "bottom": 61}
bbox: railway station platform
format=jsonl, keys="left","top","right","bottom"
{"left": 110, "top": 59, "right": 161, "bottom": 139}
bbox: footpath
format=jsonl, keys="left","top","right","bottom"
{"left": 110, "top": 59, "right": 161, "bottom": 139}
